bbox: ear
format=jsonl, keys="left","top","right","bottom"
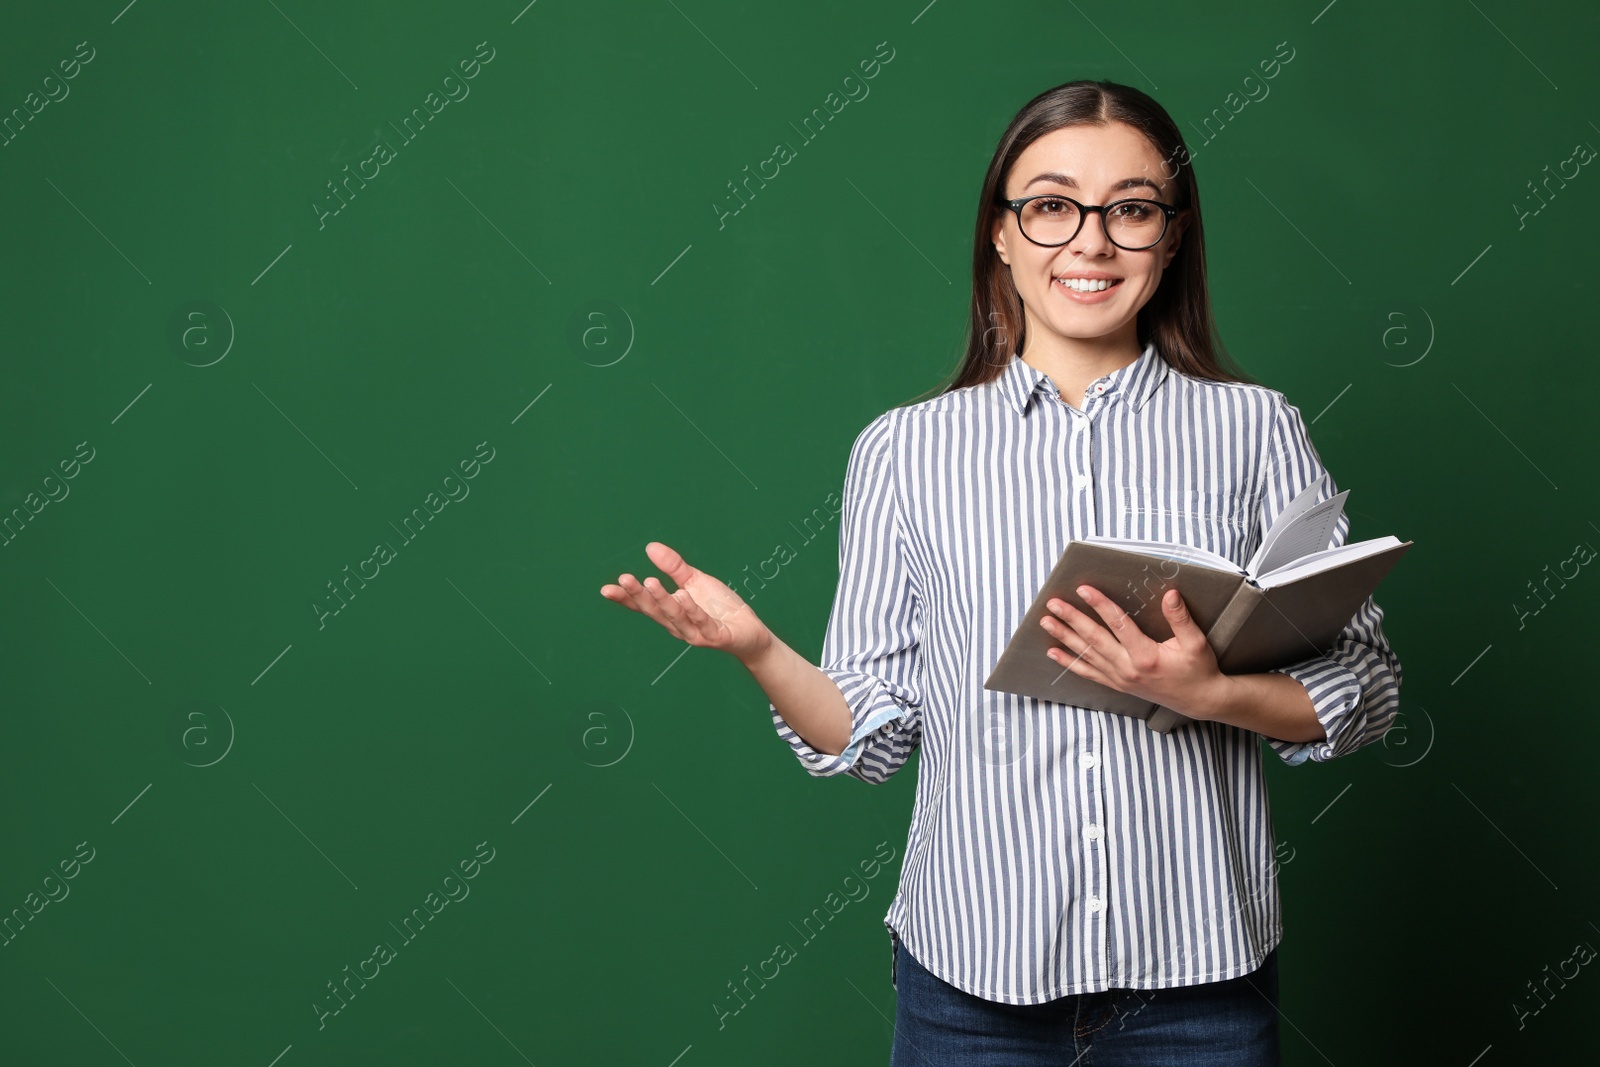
{"left": 992, "top": 214, "right": 1011, "bottom": 266}
{"left": 1160, "top": 210, "right": 1190, "bottom": 269}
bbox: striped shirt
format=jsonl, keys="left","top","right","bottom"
{"left": 768, "top": 340, "right": 1403, "bottom": 1004}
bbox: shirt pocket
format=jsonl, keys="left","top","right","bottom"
{"left": 1106, "top": 483, "right": 1253, "bottom": 567}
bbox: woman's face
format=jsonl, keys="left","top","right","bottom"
{"left": 991, "top": 121, "right": 1189, "bottom": 352}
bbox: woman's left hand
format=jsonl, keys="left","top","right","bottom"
{"left": 1041, "top": 584, "right": 1229, "bottom": 721}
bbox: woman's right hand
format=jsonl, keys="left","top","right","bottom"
{"left": 599, "top": 541, "right": 772, "bottom": 663}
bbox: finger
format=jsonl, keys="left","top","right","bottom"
{"left": 1044, "top": 596, "right": 1112, "bottom": 659}
{"left": 671, "top": 587, "right": 730, "bottom": 643}
{"left": 641, "top": 544, "right": 730, "bottom": 643}
{"left": 1046, "top": 633, "right": 1113, "bottom": 687}
{"left": 679, "top": 578, "right": 744, "bottom": 627}
{"left": 617, "top": 574, "right": 689, "bottom": 640}
{"left": 646, "top": 540, "right": 742, "bottom": 628}
{"left": 646, "top": 541, "right": 701, "bottom": 592}
{"left": 1045, "top": 590, "right": 1140, "bottom": 684}
{"left": 1075, "top": 584, "right": 1153, "bottom": 651}
{"left": 601, "top": 579, "right": 657, "bottom": 609}
{"left": 1073, "top": 584, "right": 1130, "bottom": 634}
{"left": 639, "top": 575, "right": 693, "bottom": 633}
{"left": 646, "top": 579, "right": 726, "bottom": 648}
{"left": 603, "top": 574, "right": 651, "bottom": 614}
{"left": 1161, "top": 589, "right": 1205, "bottom": 647}
{"left": 1041, "top": 615, "right": 1108, "bottom": 674}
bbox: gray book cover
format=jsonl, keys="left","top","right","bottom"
{"left": 983, "top": 475, "right": 1412, "bottom": 735}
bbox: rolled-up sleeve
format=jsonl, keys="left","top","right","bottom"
{"left": 771, "top": 409, "right": 925, "bottom": 784}
{"left": 1255, "top": 394, "right": 1404, "bottom": 766}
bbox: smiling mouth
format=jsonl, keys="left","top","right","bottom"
{"left": 1054, "top": 277, "right": 1123, "bottom": 293}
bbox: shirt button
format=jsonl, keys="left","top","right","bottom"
{"left": 1088, "top": 895, "right": 1102, "bottom": 912}
{"left": 1080, "top": 752, "right": 1098, "bottom": 769}
{"left": 1085, "top": 824, "right": 1101, "bottom": 841}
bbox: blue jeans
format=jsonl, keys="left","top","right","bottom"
{"left": 889, "top": 930, "right": 1281, "bottom": 1066}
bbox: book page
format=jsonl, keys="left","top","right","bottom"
{"left": 1079, "top": 536, "right": 1240, "bottom": 573}
{"left": 1255, "top": 536, "right": 1404, "bottom": 588}
{"left": 1247, "top": 473, "right": 1348, "bottom": 578}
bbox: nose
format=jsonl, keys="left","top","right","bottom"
{"left": 1066, "top": 208, "right": 1116, "bottom": 257}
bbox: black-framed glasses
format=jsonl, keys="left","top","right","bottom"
{"left": 995, "top": 194, "right": 1180, "bottom": 251}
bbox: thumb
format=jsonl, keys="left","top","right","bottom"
{"left": 1162, "top": 588, "right": 1201, "bottom": 639}
{"left": 645, "top": 541, "right": 697, "bottom": 587}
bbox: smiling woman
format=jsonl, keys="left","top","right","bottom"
{"left": 602, "top": 78, "right": 1403, "bottom": 1067}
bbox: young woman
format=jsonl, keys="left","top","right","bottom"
{"left": 600, "top": 80, "right": 1402, "bottom": 1066}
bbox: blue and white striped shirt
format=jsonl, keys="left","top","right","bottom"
{"left": 769, "top": 340, "right": 1403, "bottom": 1004}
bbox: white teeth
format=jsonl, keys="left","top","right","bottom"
{"left": 1057, "top": 277, "right": 1116, "bottom": 292}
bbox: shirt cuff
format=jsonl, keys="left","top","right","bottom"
{"left": 771, "top": 670, "right": 916, "bottom": 779}
{"left": 1264, "top": 654, "right": 1364, "bottom": 766}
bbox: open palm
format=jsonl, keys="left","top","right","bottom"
{"left": 599, "top": 541, "right": 770, "bottom": 661}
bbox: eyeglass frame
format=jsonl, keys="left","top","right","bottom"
{"left": 994, "top": 193, "right": 1182, "bottom": 251}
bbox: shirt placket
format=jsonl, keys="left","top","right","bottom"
{"left": 1049, "top": 373, "right": 1114, "bottom": 988}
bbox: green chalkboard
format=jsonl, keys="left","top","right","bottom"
{"left": 2, "top": 1, "right": 1595, "bottom": 1064}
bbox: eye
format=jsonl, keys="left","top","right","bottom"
{"left": 1110, "top": 202, "right": 1154, "bottom": 220}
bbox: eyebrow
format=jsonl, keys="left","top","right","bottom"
{"left": 1021, "top": 172, "right": 1163, "bottom": 196}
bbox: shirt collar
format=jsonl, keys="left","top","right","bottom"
{"left": 996, "top": 340, "right": 1169, "bottom": 417}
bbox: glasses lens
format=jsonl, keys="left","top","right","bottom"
{"left": 1018, "top": 197, "right": 1080, "bottom": 245}
{"left": 1105, "top": 200, "right": 1166, "bottom": 249}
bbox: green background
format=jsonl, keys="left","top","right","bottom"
{"left": 1, "top": 1, "right": 1593, "bottom": 1063}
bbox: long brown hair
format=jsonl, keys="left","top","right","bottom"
{"left": 905, "top": 80, "right": 1255, "bottom": 406}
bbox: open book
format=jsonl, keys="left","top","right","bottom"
{"left": 983, "top": 473, "right": 1413, "bottom": 734}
